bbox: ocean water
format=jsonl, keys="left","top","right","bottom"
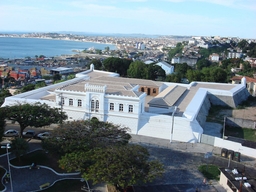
{"left": 0, "top": 37, "right": 116, "bottom": 59}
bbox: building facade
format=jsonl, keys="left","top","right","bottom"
{"left": 2, "top": 64, "right": 250, "bottom": 143}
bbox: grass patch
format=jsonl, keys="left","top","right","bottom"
{"left": 198, "top": 164, "right": 220, "bottom": 180}
{"left": 42, "top": 179, "right": 82, "bottom": 192}
{"left": 10, "top": 149, "right": 65, "bottom": 173}
{"left": 225, "top": 126, "right": 256, "bottom": 142}
{"left": 0, "top": 167, "right": 6, "bottom": 191}
{"left": 206, "top": 105, "right": 232, "bottom": 124}
{"left": 236, "top": 95, "right": 256, "bottom": 109}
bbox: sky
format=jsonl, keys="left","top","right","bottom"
{"left": 0, "top": 0, "right": 256, "bottom": 39}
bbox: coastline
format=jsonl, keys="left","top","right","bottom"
{"left": 0, "top": 36, "right": 117, "bottom": 59}
{"left": 0, "top": 36, "right": 116, "bottom": 47}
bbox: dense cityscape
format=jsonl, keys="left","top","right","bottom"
{"left": 1, "top": 0, "right": 256, "bottom": 190}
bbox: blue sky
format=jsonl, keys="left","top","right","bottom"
{"left": 0, "top": 0, "right": 255, "bottom": 38}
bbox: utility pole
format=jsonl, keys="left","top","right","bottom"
{"left": 58, "top": 93, "right": 64, "bottom": 126}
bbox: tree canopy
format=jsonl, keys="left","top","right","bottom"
{"left": 89, "top": 59, "right": 102, "bottom": 70}
{"left": 103, "top": 57, "right": 132, "bottom": 77}
{"left": 44, "top": 120, "right": 164, "bottom": 191}
{"left": 43, "top": 120, "right": 131, "bottom": 155}
{"left": 3, "top": 102, "right": 67, "bottom": 137}
{"left": 0, "top": 108, "right": 6, "bottom": 142}
{"left": 168, "top": 42, "right": 183, "bottom": 60}
{"left": 127, "top": 61, "right": 147, "bottom": 79}
{"left": 0, "top": 89, "right": 12, "bottom": 106}
{"left": 11, "top": 138, "right": 29, "bottom": 162}
{"left": 82, "top": 145, "right": 164, "bottom": 191}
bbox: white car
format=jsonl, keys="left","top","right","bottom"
{"left": 4, "top": 130, "right": 19, "bottom": 137}
{"left": 37, "top": 132, "right": 50, "bottom": 139}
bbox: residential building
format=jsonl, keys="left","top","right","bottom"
{"left": 219, "top": 167, "right": 256, "bottom": 192}
{"left": 209, "top": 53, "right": 220, "bottom": 62}
{"left": 155, "top": 61, "right": 174, "bottom": 75}
{"left": 231, "top": 76, "right": 256, "bottom": 96}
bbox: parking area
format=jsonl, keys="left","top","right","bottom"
{"left": 3, "top": 122, "right": 56, "bottom": 140}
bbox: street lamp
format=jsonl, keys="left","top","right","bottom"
{"left": 1, "top": 143, "right": 13, "bottom": 192}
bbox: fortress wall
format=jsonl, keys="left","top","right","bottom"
{"left": 196, "top": 95, "right": 211, "bottom": 127}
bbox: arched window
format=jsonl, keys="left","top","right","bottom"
{"left": 96, "top": 100, "right": 99, "bottom": 112}
{"left": 141, "top": 87, "right": 144, "bottom": 92}
{"left": 91, "top": 99, "right": 99, "bottom": 112}
{"left": 153, "top": 88, "right": 156, "bottom": 93}
{"left": 91, "top": 100, "right": 95, "bottom": 112}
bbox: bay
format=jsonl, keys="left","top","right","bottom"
{"left": 0, "top": 37, "right": 116, "bottom": 59}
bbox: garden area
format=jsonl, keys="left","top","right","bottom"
{"left": 225, "top": 126, "right": 256, "bottom": 142}
{"left": 10, "top": 149, "right": 64, "bottom": 173}
{"left": 198, "top": 164, "right": 220, "bottom": 181}
{"left": 0, "top": 149, "right": 85, "bottom": 191}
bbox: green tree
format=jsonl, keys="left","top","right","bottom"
{"left": 165, "top": 73, "right": 181, "bottom": 83}
{"left": 89, "top": 59, "right": 102, "bottom": 70}
{"left": 168, "top": 42, "right": 183, "bottom": 60}
{"left": 127, "top": 61, "right": 147, "bottom": 79}
{"left": 53, "top": 74, "right": 62, "bottom": 82}
{"left": 196, "top": 59, "right": 211, "bottom": 70}
{"left": 0, "top": 108, "right": 6, "bottom": 142}
{"left": 145, "top": 64, "right": 166, "bottom": 80}
{"left": 35, "top": 82, "right": 46, "bottom": 89}
{"left": 201, "top": 67, "right": 227, "bottom": 83}
{"left": 82, "top": 145, "right": 164, "bottom": 191}
{"left": 174, "top": 63, "right": 191, "bottom": 77}
{"left": 4, "top": 102, "right": 67, "bottom": 137}
{"left": 103, "top": 57, "right": 121, "bottom": 72}
{"left": 103, "top": 57, "right": 131, "bottom": 76}
{"left": 43, "top": 120, "right": 131, "bottom": 155}
{"left": 105, "top": 46, "right": 110, "bottom": 52}
{"left": 95, "top": 49, "right": 102, "bottom": 55}
{"left": 237, "top": 39, "right": 249, "bottom": 50}
{"left": 186, "top": 69, "right": 202, "bottom": 82}
{"left": 0, "top": 89, "right": 12, "bottom": 106}
{"left": 11, "top": 138, "right": 29, "bottom": 162}
{"left": 67, "top": 74, "right": 75, "bottom": 80}
{"left": 14, "top": 84, "right": 35, "bottom": 95}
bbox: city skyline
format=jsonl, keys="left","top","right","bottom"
{"left": 1, "top": 0, "right": 256, "bottom": 39}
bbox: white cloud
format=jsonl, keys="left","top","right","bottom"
{"left": 164, "top": 0, "right": 256, "bottom": 10}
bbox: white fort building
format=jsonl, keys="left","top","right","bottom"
{"left": 2, "top": 64, "right": 249, "bottom": 143}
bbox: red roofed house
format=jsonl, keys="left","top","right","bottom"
{"left": 231, "top": 75, "right": 256, "bottom": 96}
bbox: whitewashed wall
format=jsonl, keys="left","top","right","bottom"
{"left": 214, "top": 137, "right": 256, "bottom": 158}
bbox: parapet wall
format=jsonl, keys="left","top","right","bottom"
{"left": 207, "top": 86, "right": 249, "bottom": 108}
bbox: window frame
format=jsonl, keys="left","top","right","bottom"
{"left": 78, "top": 99, "right": 82, "bottom": 107}
{"left": 110, "top": 103, "right": 114, "bottom": 111}
{"left": 128, "top": 105, "right": 133, "bottom": 113}
{"left": 69, "top": 99, "right": 73, "bottom": 106}
{"left": 119, "top": 104, "right": 123, "bottom": 112}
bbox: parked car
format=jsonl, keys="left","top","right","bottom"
{"left": 37, "top": 132, "right": 50, "bottom": 140}
{"left": 22, "top": 130, "right": 36, "bottom": 138}
{"left": 4, "top": 130, "right": 19, "bottom": 137}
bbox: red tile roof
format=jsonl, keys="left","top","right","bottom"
{"left": 231, "top": 76, "right": 256, "bottom": 83}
